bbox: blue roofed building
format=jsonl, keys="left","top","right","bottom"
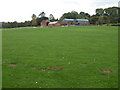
{"left": 61, "top": 19, "right": 75, "bottom": 22}
{"left": 60, "top": 19, "right": 89, "bottom": 26}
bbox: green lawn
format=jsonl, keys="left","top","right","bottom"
{"left": 2, "top": 26, "right": 118, "bottom": 88}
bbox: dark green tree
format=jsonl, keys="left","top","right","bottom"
{"left": 49, "top": 14, "right": 55, "bottom": 22}
{"left": 96, "top": 8, "right": 104, "bottom": 15}
{"left": 39, "top": 12, "right": 45, "bottom": 18}
{"left": 36, "top": 17, "right": 48, "bottom": 25}
{"left": 78, "top": 12, "right": 90, "bottom": 19}
{"left": 59, "top": 11, "right": 79, "bottom": 20}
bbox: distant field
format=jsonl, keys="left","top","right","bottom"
{"left": 2, "top": 26, "right": 118, "bottom": 88}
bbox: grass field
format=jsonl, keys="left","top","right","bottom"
{"left": 2, "top": 26, "right": 118, "bottom": 88}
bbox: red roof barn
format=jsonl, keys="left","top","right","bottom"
{"left": 41, "top": 20, "right": 50, "bottom": 26}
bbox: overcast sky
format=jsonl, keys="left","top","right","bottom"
{"left": 0, "top": 0, "right": 119, "bottom": 22}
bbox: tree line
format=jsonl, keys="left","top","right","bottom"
{"left": 2, "top": 6, "right": 120, "bottom": 28}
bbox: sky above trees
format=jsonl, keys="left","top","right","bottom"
{"left": 0, "top": 0, "right": 119, "bottom": 22}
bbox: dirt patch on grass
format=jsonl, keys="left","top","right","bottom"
{"left": 41, "top": 68, "right": 48, "bottom": 71}
{"left": 9, "top": 64, "right": 17, "bottom": 67}
{"left": 101, "top": 70, "right": 112, "bottom": 73}
{"left": 31, "top": 67, "right": 36, "bottom": 69}
{"left": 48, "top": 67, "right": 64, "bottom": 70}
{"left": 40, "top": 66, "right": 64, "bottom": 72}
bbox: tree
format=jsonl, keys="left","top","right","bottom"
{"left": 104, "top": 7, "right": 120, "bottom": 23}
{"left": 97, "top": 16, "right": 110, "bottom": 25}
{"left": 25, "top": 21, "right": 31, "bottom": 26}
{"left": 84, "top": 13, "right": 90, "bottom": 19}
{"left": 35, "top": 11, "right": 49, "bottom": 25}
{"left": 94, "top": 7, "right": 120, "bottom": 25}
{"left": 49, "top": 14, "right": 55, "bottom": 22}
{"left": 96, "top": 8, "right": 104, "bottom": 15}
{"left": 36, "top": 17, "right": 48, "bottom": 25}
{"left": 78, "top": 12, "right": 90, "bottom": 19}
{"left": 59, "top": 11, "right": 79, "bottom": 20}
{"left": 31, "top": 14, "right": 37, "bottom": 26}
{"left": 79, "top": 12, "right": 85, "bottom": 18}
{"left": 13, "top": 21, "right": 18, "bottom": 27}
{"left": 70, "top": 11, "right": 79, "bottom": 19}
{"left": 39, "top": 12, "right": 45, "bottom": 18}
{"left": 89, "top": 15, "right": 99, "bottom": 24}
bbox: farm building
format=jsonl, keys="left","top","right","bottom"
{"left": 40, "top": 19, "right": 89, "bottom": 27}
{"left": 40, "top": 20, "right": 50, "bottom": 26}
{"left": 60, "top": 19, "right": 89, "bottom": 26}
{"left": 60, "top": 19, "right": 75, "bottom": 26}
{"left": 48, "top": 22, "right": 61, "bottom": 27}
{"left": 75, "top": 19, "right": 89, "bottom": 25}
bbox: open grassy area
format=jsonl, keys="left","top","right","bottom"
{"left": 2, "top": 26, "right": 118, "bottom": 88}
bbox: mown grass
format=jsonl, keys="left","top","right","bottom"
{"left": 2, "top": 26, "right": 118, "bottom": 88}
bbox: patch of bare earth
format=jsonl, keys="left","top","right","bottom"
{"left": 31, "top": 67, "right": 36, "bottom": 69}
{"left": 41, "top": 68, "right": 48, "bottom": 71}
{"left": 9, "top": 64, "right": 17, "bottom": 67}
{"left": 48, "top": 67, "right": 64, "bottom": 70}
{"left": 101, "top": 70, "right": 112, "bottom": 73}
{"left": 40, "top": 66, "right": 64, "bottom": 72}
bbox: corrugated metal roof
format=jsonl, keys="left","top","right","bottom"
{"left": 49, "top": 22, "right": 57, "bottom": 24}
{"left": 61, "top": 19, "right": 89, "bottom": 22}
{"left": 62, "top": 19, "right": 75, "bottom": 22}
{"left": 76, "top": 19, "right": 89, "bottom": 22}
